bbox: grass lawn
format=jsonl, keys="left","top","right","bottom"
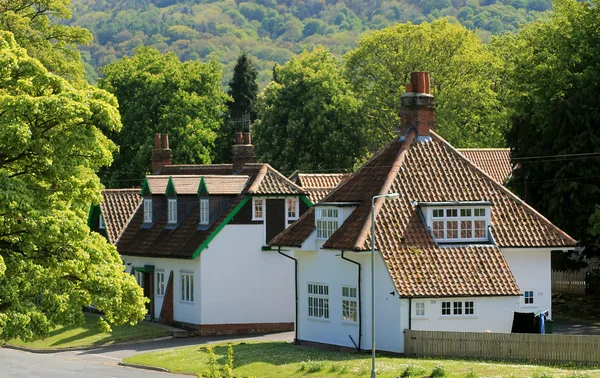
{"left": 123, "top": 341, "right": 600, "bottom": 377}
{"left": 8, "top": 314, "right": 171, "bottom": 350}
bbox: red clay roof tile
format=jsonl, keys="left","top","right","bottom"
{"left": 100, "top": 189, "right": 142, "bottom": 244}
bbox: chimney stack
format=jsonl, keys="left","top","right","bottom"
{"left": 400, "top": 72, "right": 435, "bottom": 138}
{"left": 152, "top": 133, "right": 173, "bottom": 174}
{"left": 232, "top": 131, "right": 256, "bottom": 172}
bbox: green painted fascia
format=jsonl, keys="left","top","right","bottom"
{"left": 165, "top": 176, "right": 177, "bottom": 197}
{"left": 197, "top": 176, "right": 209, "bottom": 197}
{"left": 87, "top": 204, "right": 97, "bottom": 228}
{"left": 191, "top": 195, "right": 250, "bottom": 259}
{"left": 300, "top": 194, "right": 313, "bottom": 208}
{"left": 135, "top": 266, "right": 155, "bottom": 273}
{"left": 141, "top": 177, "right": 152, "bottom": 196}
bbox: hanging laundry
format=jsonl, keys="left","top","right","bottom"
{"left": 511, "top": 311, "right": 538, "bottom": 333}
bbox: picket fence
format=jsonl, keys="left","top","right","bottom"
{"left": 552, "top": 270, "right": 587, "bottom": 294}
{"left": 404, "top": 330, "right": 600, "bottom": 365}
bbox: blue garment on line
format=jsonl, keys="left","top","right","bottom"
{"left": 539, "top": 313, "right": 545, "bottom": 334}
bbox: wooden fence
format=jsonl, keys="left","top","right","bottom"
{"left": 552, "top": 270, "right": 587, "bottom": 294}
{"left": 404, "top": 330, "right": 600, "bottom": 365}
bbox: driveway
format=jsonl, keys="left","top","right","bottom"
{"left": 553, "top": 316, "right": 600, "bottom": 335}
{"left": 0, "top": 331, "right": 294, "bottom": 377}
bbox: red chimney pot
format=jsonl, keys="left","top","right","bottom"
{"left": 162, "top": 134, "right": 169, "bottom": 149}
{"left": 154, "top": 133, "right": 161, "bottom": 149}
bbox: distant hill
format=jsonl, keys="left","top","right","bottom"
{"left": 68, "top": 0, "right": 552, "bottom": 87}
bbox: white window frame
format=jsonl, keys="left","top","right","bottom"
{"left": 341, "top": 286, "right": 358, "bottom": 323}
{"left": 307, "top": 283, "right": 329, "bottom": 320}
{"left": 98, "top": 213, "right": 105, "bottom": 229}
{"left": 135, "top": 270, "right": 144, "bottom": 287}
{"left": 523, "top": 290, "right": 535, "bottom": 306}
{"left": 200, "top": 198, "right": 209, "bottom": 225}
{"left": 156, "top": 271, "right": 165, "bottom": 297}
{"left": 252, "top": 198, "right": 264, "bottom": 220}
{"left": 428, "top": 206, "right": 490, "bottom": 243}
{"left": 143, "top": 199, "right": 152, "bottom": 223}
{"left": 415, "top": 302, "right": 426, "bottom": 318}
{"left": 180, "top": 272, "right": 194, "bottom": 303}
{"left": 316, "top": 207, "right": 340, "bottom": 240}
{"left": 168, "top": 199, "right": 177, "bottom": 224}
{"left": 441, "top": 300, "right": 476, "bottom": 317}
{"left": 286, "top": 198, "right": 299, "bottom": 221}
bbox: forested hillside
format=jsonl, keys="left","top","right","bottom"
{"left": 68, "top": 0, "right": 552, "bottom": 86}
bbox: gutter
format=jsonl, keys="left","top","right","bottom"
{"left": 278, "top": 246, "right": 298, "bottom": 342}
{"left": 340, "top": 251, "right": 361, "bottom": 352}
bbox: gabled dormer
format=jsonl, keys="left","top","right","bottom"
{"left": 418, "top": 201, "right": 492, "bottom": 244}
{"left": 141, "top": 178, "right": 154, "bottom": 226}
{"left": 165, "top": 176, "right": 177, "bottom": 226}
{"left": 197, "top": 177, "right": 209, "bottom": 227}
{"left": 314, "top": 203, "right": 357, "bottom": 241}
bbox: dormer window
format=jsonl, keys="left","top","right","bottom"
{"left": 253, "top": 198, "right": 264, "bottom": 220}
{"left": 144, "top": 199, "right": 152, "bottom": 223}
{"left": 316, "top": 208, "right": 340, "bottom": 240}
{"left": 99, "top": 213, "right": 105, "bottom": 229}
{"left": 168, "top": 199, "right": 177, "bottom": 224}
{"left": 426, "top": 204, "right": 490, "bottom": 243}
{"left": 200, "top": 198, "right": 209, "bottom": 225}
{"left": 287, "top": 198, "right": 299, "bottom": 221}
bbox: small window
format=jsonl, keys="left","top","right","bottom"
{"left": 144, "top": 199, "right": 152, "bottom": 223}
{"left": 156, "top": 271, "right": 165, "bottom": 296}
{"left": 316, "top": 208, "right": 340, "bottom": 240}
{"left": 168, "top": 199, "right": 177, "bottom": 224}
{"left": 415, "top": 302, "right": 426, "bottom": 317}
{"left": 98, "top": 213, "right": 105, "bottom": 229}
{"left": 252, "top": 198, "right": 264, "bottom": 220}
{"left": 200, "top": 198, "right": 209, "bottom": 225}
{"left": 465, "top": 301, "right": 474, "bottom": 315}
{"left": 474, "top": 208, "right": 486, "bottom": 217}
{"left": 441, "top": 301, "right": 451, "bottom": 316}
{"left": 308, "top": 283, "right": 329, "bottom": 319}
{"left": 342, "top": 286, "right": 358, "bottom": 322}
{"left": 287, "top": 198, "right": 299, "bottom": 220}
{"left": 453, "top": 301, "right": 463, "bottom": 315}
{"left": 524, "top": 290, "right": 534, "bottom": 305}
{"left": 181, "top": 272, "right": 194, "bottom": 303}
{"left": 135, "top": 271, "right": 144, "bottom": 287}
{"left": 428, "top": 206, "right": 489, "bottom": 242}
{"left": 446, "top": 209, "right": 458, "bottom": 217}
{"left": 432, "top": 220, "right": 444, "bottom": 239}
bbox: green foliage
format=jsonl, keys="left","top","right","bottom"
{"left": 345, "top": 19, "right": 508, "bottom": 148}
{"left": 254, "top": 47, "right": 369, "bottom": 173}
{"left": 0, "top": 31, "right": 147, "bottom": 341}
{"left": 465, "top": 368, "right": 479, "bottom": 378}
{"left": 499, "top": 0, "right": 600, "bottom": 251}
{"left": 399, "top": 363, "right": 426, "bottom": 377}
{"left": 202, "top": 346, "right": 220, "bottom": 378}
{"left": 431, "top": 365, "right": 447, "bottom": 377}
{"left": 98, "top": 47, "right": 228, "bottom": 187}
{"left": 64, "top": 0, "right": 553, "bottom": 88}
{"left": 299, "top": 359, "right": 326, "bottom": 372}
{"left": 222, "top": 344, "right": 235, "bottom": 378}
{"left": 0, "top": 0, "right": 92, "bottom": 83}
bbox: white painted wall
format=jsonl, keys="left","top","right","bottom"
{"left": 121, "top": 255, "right": 201, "bottom": 325}
{"left": 199, "top": 224, "right": 294, "bottom": 324}
{"left": 502, "top": 248, "right": 553, "bottom": 318}
{"left": 407, "top": 296, "right": 519, "bottom": 333}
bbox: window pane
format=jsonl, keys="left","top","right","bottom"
{"left": 475, "top": 220, "right": 486, "bottom": 238}
{"left": 433, "top": 220, "right": 444, "bottom": 239}
{"left": 446, "top": 221, "right": 458, "bottom": 239}
{"left": 460, "top": 209, "right": 472, "bottom": 217}
{"left": 447, "top": 209, "right": 458, "bottom": 217}
{"left": 461, "top": 220, "right": 473, "bottom": 238}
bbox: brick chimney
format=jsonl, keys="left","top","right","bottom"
{"left": 232, "top": 131, "right": 256, "bottom": 172}
{"left": 152, "top": 133, "right": 173, "bottom": 174}
{"left": 400, "top": 72, "right": 435, "bottom": 138}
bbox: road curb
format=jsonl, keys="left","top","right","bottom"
{"left": 2, "top": 335, "right": 174, "bottom": 353}
{"left": 118, "top": 361, "right": 170, "bottom": 373}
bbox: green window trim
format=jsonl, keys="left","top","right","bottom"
{"left": 135, "top": 266, "right": 155, "bottom": 273}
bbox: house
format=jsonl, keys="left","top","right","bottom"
{"left": 288, "top": 172, "right": 349, "bottom": 203}
{"left": 91, "top": 132, "right": 311, "bottom": 335}
{"left": 88, "top": 189, "right": 141, "bottom": 244}
{"left": 457, "top": 148, "right": 512, "bottom": 184}
{"left": 270, "top": 72, "right": 576, "bottom": 353}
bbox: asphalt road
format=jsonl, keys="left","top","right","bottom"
{"left": 0, "top": 331, "right": 294, "bottom": 377}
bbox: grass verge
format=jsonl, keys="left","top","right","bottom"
{"left": 8, "top": 314, "right": 171, "bottom": 349}
{"left": 122, "top": 341, "right": 600, "bottom": 377}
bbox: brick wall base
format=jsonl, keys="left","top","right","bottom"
{"left": 171, "top": 321, "right": 294, "bottom": 336}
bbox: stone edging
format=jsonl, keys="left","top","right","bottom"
{"left": 2, "top": 335, "right": 174, "bottom": 353}
{"left": 118, "top": 362, "right": 170, "bottom": 373}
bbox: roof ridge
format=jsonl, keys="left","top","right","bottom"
{"left": 457, "top": 148, "right": 510, "bottom": 151}
{"left": 102, "top": 188, "right": 141, "bottom": 192}
{"left": 264, "top": 164, "right": 306, "bottom": 194}
{"left": 431, "top": 131, "right": 576, "bottom": 245}
{"left": 353, "top": 130, "right": 416, "bottom": 250}
{"left": 247, "top": 164, "right": 269, "bottom": 193}
{"left": 298, "top": 173, "right": 347, "bottom": 176}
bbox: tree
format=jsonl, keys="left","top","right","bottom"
{"left": 344, "top": 19, "right": 507, "bottom": 148}
{"left": 215, "top": 53, "right": 259, "bottom": 163}
{"left": 0, "top": 31, "right": 146, "bottom": 341}
{"left": 0, "top": 0, "right": 92, "bottom": 83}
{"left": 499, "top": 0, "right": 600, "bottom": 253}
{"left": 253, "top": 47, "right": 368, "bottom": 173}
{"left": 99, "top": 47, "right": 228, "bottom": 187}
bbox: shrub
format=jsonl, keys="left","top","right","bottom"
{"left": 431, "top": 365, "right": 447, "bottom": 378}
{"left": 399, "top": 363, "right": 426, "bottom": 377}
{"left": 465, "top": 369, "right": 479, "bottom": 378}
{"left": 299, "top": 359, "right": 325, "bottom": 373}
{"left": 202, "top": 347, "right": 220, "bottom": 378}
{"left": 221, "top": 345, "right": 235, "bottom": 378}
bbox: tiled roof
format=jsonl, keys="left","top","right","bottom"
{"left": 146, "top": 175, "right": 249, "bottom": 195}
{"left": 159, "top": 164, "right": 234, "bottom": 175}
{"left": 458, "top": 149, "right": 512, "bottom": 184}
{"left": 117, "top": 163, "right": 303, "bottom": 259}
{"left": 100, "top": 189, "right": 142, "bottom": 244}
{"left": 293, "top": 173, "right": 349, "bottom": 203}
{"left": 271, "top": 130, "right": 576, "bottom": 297}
